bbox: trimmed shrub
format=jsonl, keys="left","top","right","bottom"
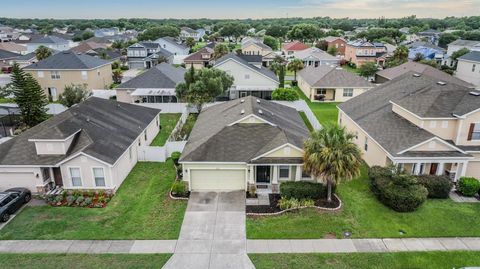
{"left": 171, "top": 180, "right": 187, "bottom": 196}
{"left": 271, "top": 88, "right": 299, "bottom": 101}
{"left": 66, "top": 195, "right": 76, "bottom": 206}
{"left": 458, "top": 177, "right": 480, "bottom": 197}
{"left": 171, "top": 151, "right": 181, "bottom": 165}
{"left": 278, "top": 198, "right": 314, "bottom": 210}
{"left": 417, "top": 175, "right": 453, "bottom": 199}
{"left": 75, "top": 196, "right": 85, "bottom": 206}
{"left": 280, "top": 181, "right": 331, "bottom": 200}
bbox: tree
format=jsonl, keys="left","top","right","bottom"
{"left": 385, "top": 45, "right": 408, "bottom": 68}
{"left": 81, "top": 31, "right": 94, "bottom": 40}
{"left": 265, "top": 25, "right": 289, "bottom": 38}
{"left": 138, "top": 25, "right": 180, "bottom": 41}
{"left": 35, "top": 46, "right": 52, "bottom": 61}
{"left": 58, "top": 84, "right": 90, "bottom": 108}
{"left": 413, "top": 53, "right": 425, "bottom": 62}
{"left": 315, "top": 40, "right": 328, "bottom": 51}
{"left": 213, "top": 43, "right": 229, "bottom": 59}
{"left": 112, "top": 69, "right": 123, "bottom": 84}
{"left": 438, "top": 33, "right": 459, "bottom": 48}
{"left": 451, "top": 48, "right": 470, "bottom": 63}
{"left": 219, "top": 23, "right": 248, "bottom": 42}
{"left": 287, "top": 59, "right": 304, "bottom": 81}
{"left": 176, "top": 68, "right": 234, "bottom": 111}
{"left": 263, "top": 35, "right": 278, "bottom": 51}
{"left": 327, "top": 46, "right": 337, "bottom": 56}
{"left": 358, "top": 62, "right": 378, "bottom": 78}
{"left": 185, "top": 37, "right": 196, "bottom": 49}
{"left": 271, "top": 88, "right": 299, "bottom": 101}
{"left": 303, "top": 124, "right": 362, "bottom": 202}
{"left": 270, "top": 56, "right": 285, "bottom": 88}
{"left": 419, "top": 59, "right": 439, "bottom": 68}
{"left": 11, "top": 63, "right": 48, "bottom": 127}
{"left": 287, "top": 24, "right": 322, "bottom": 43}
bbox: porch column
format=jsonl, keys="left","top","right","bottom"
{"left": 248, "top": 165, "right": 255, "bottom": 184}
{"left": 272, "top": 165, "right": 278, "bottom": 184}
{"left": 414, "top": 162, "right": 422, "bottom": 175}
{"left": 454, "top": 162, "right": 468, "bottom": 182}
{"left": 436, "top": 162, "right": 445, "bottom": 176}
{"left": 295, "top": 165, "right": 302, "bottom": 181}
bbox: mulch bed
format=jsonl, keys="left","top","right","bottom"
{"left": 315, "top": 195, "right": 341, "bottom": 208}
{"left": 246, "top": 194, "right": 341, "bottom": 214}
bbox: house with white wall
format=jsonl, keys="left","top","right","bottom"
{"left": 455, "top": 51, "right": 480, "bottom": 87}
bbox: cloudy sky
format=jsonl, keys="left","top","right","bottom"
{"left": 1, "top": 0, "right": 479, "bottom": 19}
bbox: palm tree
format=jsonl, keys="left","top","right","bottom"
{"left": 35, "top": 46, "right": 52, "bottom": 61}
{"left": 287, "top": 59, "right": 304, "bottom": 81}
{"left": 303, "top": 124, "right": 362, "bottom": 202}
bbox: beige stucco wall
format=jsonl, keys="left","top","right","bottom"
{"left": 185, "top": 62, "right": 205, "bottom": 70}
{"left": 215, "top": 59, "right": 279, "bottom": 90}
{"left": 466, "top": 152, "right": 480, "bottom": 178}
{"left": 115, "top": 89, "right": 134, "bottom": 103}
{"left": 263, "top": 145, "right": 304, "bottom": 158}
{"left": 456, "top": 110, "right": 480, "bottom": 146}
{"left": 60, "top": 155, "right": 112, "bottom": 189}
{"left": 0, "top": 167, "right": 44, "bottom": 192}
{"left": 237, "top": 115, "right": 266, "bottom": 124}
{"left": 26, "top": 64, "right": 113, "bottom": 100}
{"left": 333, "top": 88, "right": 370, "bottom": 102}
{"left": 339, "top": 110, "right": 390, "bottom": 166}
{"left": 408, "top": 140, "right": 457, "bottom": 152}
{"left": 242, "top": 43, "right": 271, "bottom": 57}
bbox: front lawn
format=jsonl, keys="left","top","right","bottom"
{"left": 0, "top": 160, "right": 187, "bottom": 240}
{"left": 150, "top": 113, "right": 181, "bottom": 146}
{"left": 0, "top": 254, "right": 171, "bottom": 269}
{"left": 250, "top": 252, "right": 480, "bottom": 269}
{"left": 247, "top": 165, "right": 480, "bottom": 239}
{"left": 295, "top": 86, "right": 339, "bottom": 125}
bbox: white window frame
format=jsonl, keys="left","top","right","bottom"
{"left": 472, "top": 123, "right": 480, "bottom": 140}
{"left": 343, "top": 88, "right": 354, "bottom": 97}
{"left": 51, "top": 71, "right": 60, "bottom": 80}
{"left": 429, "top": 121, "right": 437, "bottom": 128}
{"left": 442, "top": 121, "right": 449, "bottom": 129}
{"left": 69, "top": 167, "right": 82, "bottom": 187}
{"left": 279, "top": 166, "right": 290, "bottom": 179}
{"left": 81, "top": 71, "right": 88, "bottom": 80}
{"left": 244, "top": 74, "right": 250, "bottom": 79}
{"left": 37, "top": 71, "right": 44, "bottom": 78}
{"left": 92, "top": 167, "right": 106, "bottom": 187}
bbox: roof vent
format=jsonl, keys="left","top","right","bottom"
{"left": 256, "top": 99, "right": 260, "bottom": 103}
{"left": 413, "top": 73, "right": 421, "bottom": 77}
{"left": 240, "top": 99, "right": 245, "bottom": 103}
{"left": 259, "top": 109, "right": 263, "bottom": 114}
{"left": 469, "top": 91, "right": 480, "bottom": 96}
{"left": 86, "top": 117, "right": 90, "bottom": 122}
{"left": 437, "top": 81, "right": 446, "bottom": 86}
{"left": 241, "top": 109, "right": 245, "bottom": 115}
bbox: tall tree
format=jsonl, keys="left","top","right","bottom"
{"left": 58, "top": 84, "right": 90, "bottom": 107}
{"left": 35, "top": 46, "right": 52, "bottom": 61}
{"left": 385, "top": 45, "right": 409, "bottom": 68}
{"left": 263, "top": 35, "right": 278, "bottom": 51}
{"left": 287, "top": 24, "right": 323, "bottom": 43}
{"left": 138, "top": 25, "right": 180, "bottom": 41}
{"left": 270, "top": 56, "right": 286, "bottom": 88}
{"left": 213, "top": 43, "right": 229, "bottom": 59}
{"left": 327, "top": 46, "right": 338, "bottom": 56}
{"left": 303, "top": 124, "right": 362, "bottom": 202}
{"left": 358, "top": 62, "right": 378, "bottom": 78}
{"left": 185, "top": 37, "right": 196, "bottom": 49}
{"left": 287, "top": 59, "right": 304, "bottom": 81}
{"left": 11, "top": 63, "right": 48, "bottom": 127}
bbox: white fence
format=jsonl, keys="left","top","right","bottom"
{"left": 137, "top": 103, "right": 189, "bottom": 113}
{"left": 272, "top": 100, "right": 322, "bottom": 130}
{"left": 138, "top": 141, "right": 187, "bottom": 162}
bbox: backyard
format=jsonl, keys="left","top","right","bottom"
{"left": 294, "top": 86, "right": 339, "bottom": 125}
{"left": 0, "top": 160, "right": 186, "bottom": 240}
{"left": 150, "top": 113, "right": 181, "bottom": 146}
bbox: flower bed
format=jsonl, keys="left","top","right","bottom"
{"left": 45, "top": 190, "right": 114, "bottom": 208}
{"left": 246, "top": 194, "right": 342, "bottom": 216}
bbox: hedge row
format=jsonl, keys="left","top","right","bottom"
{"left": 280, "top": 181, "right": 332, "bottom": 200}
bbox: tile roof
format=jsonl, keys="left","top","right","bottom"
{"left": 180, "top": 96, "right": 309, "bottom": 162}
{"left": 214, "top": 53, "right": 279, "bottom": 83}
{"left": 116, "top": 63, "right": 185, "bottom": 89}
{"left": 24, "top": 51, "right": 111, "bottom": 70}
{"left": 282, "top": 41, "right": 309, "bottom": 51}
{"left": 0, "top": 97, "right": 160, "bottom": 165}
{"left": 298, "top": 66, "right": 373, "bottom": 88}
{"left": 458, "top": 51, "right": 480, "bottom": 63}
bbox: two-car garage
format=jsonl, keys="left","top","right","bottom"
{"left": 188, "top": 168, "right": 246, "bottom": 191}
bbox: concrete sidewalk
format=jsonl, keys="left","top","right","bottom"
{"left": 0, "top": 237, "right": 480, "bottom": 254}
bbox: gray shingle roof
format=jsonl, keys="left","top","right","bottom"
{"left": 24, "top": 51, "right": 111, "bottom": 70}
{"left": 0, "top": 97, "right": 160, "bottom": 166}
{"left": 214, "top": 53, "right": 279, "bottom": 83}
{"left": 0, "top": 49, "right": 19, "bottom": 59}
{"left": 448, "top": 39, "right": 480, "bottom": 47}
{"left": 158, "top": 37, "right": 188, "bottom": 50}
{"left": 180, "top": 96, "right": 309, "bottom": 162}
{"left": 298, "top": 66, "right": 373, "bottom": 88}
{"left": 29, "top": 35, "right": 68, "bottom": 44}
{"left": 294, "top": 48, "right": 339, "bottom": 62}
{"left": 375, "top": 61, "right": 473, "bottom": 88}
{"left": 338, "top": 72, "right": 479, "bottom": 157}
{"left": 458, "top": 51, "right": 480, "bottom": 63}
{"left": 116, "top": 63, "right": 185, "bottom": 89}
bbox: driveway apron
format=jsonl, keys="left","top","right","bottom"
{"left": 163, "top": 191, "right": 255, "bottom": 269}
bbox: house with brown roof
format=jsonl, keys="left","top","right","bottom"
{"left": 0, "top": 42, "right": 27, "bottom": 55}
{"left": 183, "top": 44, "right": 215, "bottom": 69}
{"left": 282, "top": 41, "right": 309, "bottom": 58}
{"left": 298, "top": 66, "right": 374, "bottom": 102}
{"left": 339, "top": 72, "right": 480, "bottom": 182}
{"left": 345, "top": 40, "right": 387, "bottom": 67}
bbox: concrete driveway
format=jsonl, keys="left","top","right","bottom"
{"left": 163, "top": 191, "right": 254, "bottom": 269}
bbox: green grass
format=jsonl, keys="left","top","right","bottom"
{"left": 247, "top": 165, "right": 480, "bottom": 239}
{"left": 299, "top": 111, "right": 313, "bottom": 132}
{"left": 0, "top": 98, "right": 14, "bottom": 103}
{"left": 175, "top": 113, "right": 198, "bottom": 140}
{"left": 250, "top": 252, "right": 480, "bottom": 269}
{"left": 0, "top": 254, "right": 171, "bottom": 269}
{"left": 295, "top": 86, "right": 339, "bottom": 126}
{"left": 342, "top": 64, "right": 360, "bottom": 74}
{"left": 0, "top": 161, "right": 187, "bottom": 240}
{"left": 150, "top": 113, "right": 181, "bottom": 146}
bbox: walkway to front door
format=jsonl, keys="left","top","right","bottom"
{"left": 162, "top": 191, "right": 254, "bottom": 269}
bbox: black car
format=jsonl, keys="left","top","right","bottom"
{"left": 0, "top": 188, "right": 31, "bottom": 222}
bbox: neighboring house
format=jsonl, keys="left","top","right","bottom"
{"left": 408, "top": 46, "right": 444, "bottom": 63}
{"left": 180, "top": 96, "right": 310, "bottom": 192}
{"left": 0, "top": 49, "right": 19, "bottom": 66}
{"left": 70, "top": 41, "right": 108, "bottom": 54}
{"left": 0, "top": 42, "right": 27, "bottom": 55}
{"left": 417, "top": 29, "right": 441, "bottom": 45}
{"left": 0, "top": 97, "right": 160, "bottom": 193}
{"left": 10, "top": 52, "right": 37, "bottom": 67}
{"left": 213, "top": 53, "right": 279, "bottom": 100}
{"left": 26, "top": 35, "right": 70, "bottom": 53}
{"left": 298, "top": 66, "right": 374, "bottom": 102}
{"left": 23, "top": 51, "right": 113, "bottom": 101}
{"left": 338, "top": 72, "right": 480, "bottom": 182}
{"left": 180, "top": 27, "right": 203, "bottom": 41}
{"left": 282, "top": 41, "right": 310, "bottom": 58}
{"left": 293, "top": 47, "right": 340, "bottom": 67}
{"left": 455, "top": 51, "right": 480, "bottom": 87}
{"left": 242, "top": 40, "right": 273, "bottom": 57}
{"left": 154, "top": 37, "right": 190, "bottom": 56}
{"left": 94, "top": 27, "right": 119, "bottom": 38}
{"left": 116, "top": 63, "right": 185, "bottom": 104}
{"left": 375, "top": 61, "right": 473, "bottom": 87}
{"left": 345, "top": 40, "right": 387, "bottom": 67}
{"left": 323, "top": 36, "right": 347, "bottom": 56}
{"left": 444, "top": 40, "right": 480, "bottom": 67}
{"left": 126, "top": 42, "right": 173, "bottom": 69}
{"left": 183, "top": 46, "right": 214, "bottom": 69}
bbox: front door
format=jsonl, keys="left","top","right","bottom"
{"left": 430, "top": 163, "right": 439, "bottom": 175}
{"left": 53, "top": 167, "right": 63, "bottom": 186}
{"left": 256, "top": 166, "right": 271, "bottom": 183}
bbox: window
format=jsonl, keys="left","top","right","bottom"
{"left": 316, "top": 89, "right": 327, "bottom": 95}
{"left": 129, "top": 147, "right": 133, "bottom": 160}
{"left": 473, "top": 64, "right": 476, "bottom": 72}
{"left": 343, "top": 88, "right": 354, "bottom": 97}
{"left": 97, "top": 69, "right": 101, "bottom": 76}
{"left": 69, "top": 168, "right": 82, "bottom": 187}
{"left": 51, "top": 71, "right": 60, "bottom": 80}
{"left": 81, "top": 71, "right": 88, "bottom": 80}
{"left": 144, "top": 131, "right": 148, "bottom": 141}
{"left": 429, "top": 121, "right": 437, "bottom": 128}
{"left": 0, "top": 196, "right": 12, "bottom": 207}
{"left": 244, "top": 74, "right": 250, "bottom": 79}
{"left": 37, "top": 71, "right": 44, "bottom": 78}
{"left": 364, "top": 137, "right": 368, "bottom": 151}
{"left": 279, "top": 166, "right": 289, "bottom": 178}
{"left": 469, "top": 123, "right": 480, "bottom": 140}
{"left": 442, "top": 121, "right": 449, "bottom": 129}
{"left": 93, "top": 168, "right": 106, "bottom": 187}
{"left": 41, "top": 168, "right": 50, "bottom": 182}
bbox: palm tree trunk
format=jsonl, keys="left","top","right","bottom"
{"left": 327, "top": 178, "right": 332, "bottom": 203}
{"left": 294, "top": 71, "right": 297, "bottom": 81}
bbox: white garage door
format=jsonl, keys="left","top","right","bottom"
{"left": 0, "top": 172, "right": 36, "bottom": 191}
{"left": 190, "top": 169, "right": 246, "bottom": 191}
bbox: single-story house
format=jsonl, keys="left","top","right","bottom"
{"left": 116, "top": 63, "right": 185, "bottom": 104}
{"left": 298, "top": 66, "right": 374, "bottom": 102}
{"left": 282, "top": 41, "right": 309, "bottom": 58}
{"left": 180, "top": 96, "right": 311, "bottom": 192}
{"left": 293, "top": 47, "right": 340, "bottom": 67}
{"left": 0, "top": 97, "right": 160, "bottom": 193}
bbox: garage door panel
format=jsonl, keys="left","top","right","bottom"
{"left": 0, "top": 173, "right": 36, "bottom": 191}
{"left": 190, "top": 169, "right": 245, "bottom": 191}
